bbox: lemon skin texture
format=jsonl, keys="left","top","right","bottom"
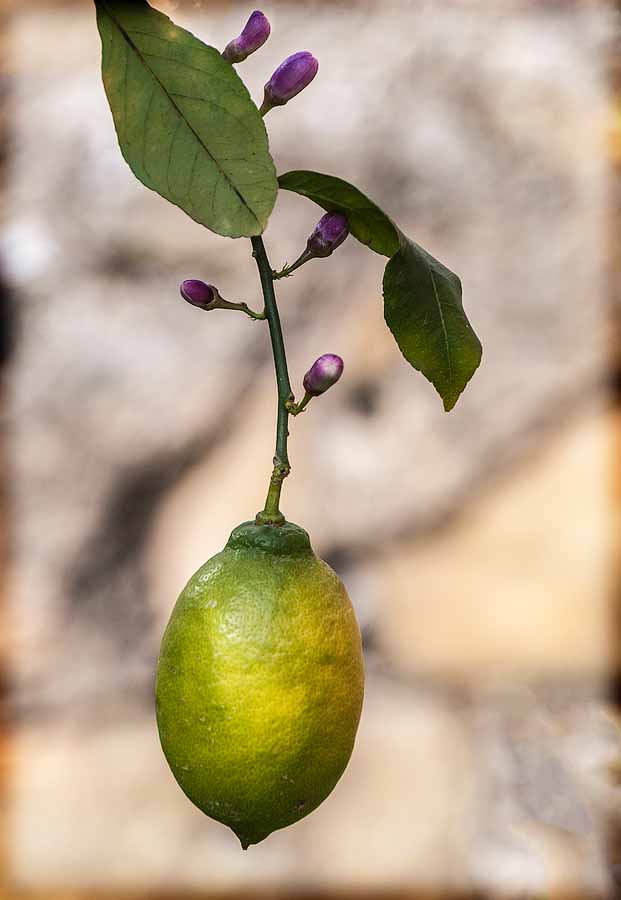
{"left": 155, "top": 520, "right": 365, "bottom": 848}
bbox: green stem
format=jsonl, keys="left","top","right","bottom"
{"left": 252, "top": 235, "right": 293, "bottom": 526}
{"left": 273, "top": 247, "right": 314, "bottom": 280}
{"left": 287, "top": 390, "right": 312, "bottom": 416}
{"left": 215, "top": 298, "right": 265, "bottom": 319}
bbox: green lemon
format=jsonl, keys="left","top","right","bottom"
{"left": 155, "top": 520, "right": 365, "bottom": 848}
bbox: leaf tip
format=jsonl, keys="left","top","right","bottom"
{"left": 441, "top": 341, "right": 483, "bottom": 412}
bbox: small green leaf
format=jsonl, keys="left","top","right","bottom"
{"left": 95, "top": 0, "right": 277, "bottom": 238}
{"left": 383, "top": 237, "right": 482, "bottom": 411}
{"left": 278, "top": 170, "right": 400, "bottom": 257}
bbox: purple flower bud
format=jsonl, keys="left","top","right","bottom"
{"left": 260, "top": 51, "right": 319, "bottom": 114}
{"left": 222, "top": 10, "right": 271, "bottom": 64}
{"left": 303, "top": 354, "right": 344, "bottom": 397}
{"left": 180, "top": 279, "right": 216, "bottom": 310}
{"left": 306, "top": 211, "right": 349, "bottom": 258}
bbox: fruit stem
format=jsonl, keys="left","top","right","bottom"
{"left": 251, "top": 235, "right": 293, "bottom": 526}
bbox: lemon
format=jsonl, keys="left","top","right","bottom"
{"left": 155, "top": 520, "right": 364, "bottom": 848}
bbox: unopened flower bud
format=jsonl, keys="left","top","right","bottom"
{"left": 306, "top": 211, "right": 349, "bottom": 258}
{"left": 303, "top": 354, "right": 344, "bottom": 397}
{"left": 273, "top": 211, "right": 349, "bottom": 280}
{"left": 260, "top": 51, "right": 319, "bottom": 115}
{"left": 222, "top": 10, "right": 270, "bottom": 64}
{"left": 180, "top": 279, "right": 264, "bottom": 319}
{"left": 180, "top": 279, "right": 216, "bottom": 310}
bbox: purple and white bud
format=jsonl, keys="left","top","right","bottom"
{"left": 260, "top": 51, "right": 319, "bottom": 115}
{"left": 180, "top": 279, "right": 216, "bottom": 310}
{"left": 222, "top": 11, "right": 270, "bottom": 64}
{"left": 306, "top": 211, "right": 349, "bottom": 258}
{"left": 303, "top": 354, "right": 344, "bottom": 397}
{"left": 273, "top": 211, "right": 349, "bottom": 280}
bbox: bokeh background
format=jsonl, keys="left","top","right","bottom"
{"left": 0, "top": 0, "right": 620, "bottom": 897}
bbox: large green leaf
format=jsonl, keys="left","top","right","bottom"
{"left": 95, "top": 0, "right": 277, "bottom": 238}
{"left": 278, "top": 170, "right": 400, "bottom": 257}
{"left": 383, "top": 238, "right": 482, "bottom": 411}
{"left": 279, "top": 169, "right": 482, "bottom": 410}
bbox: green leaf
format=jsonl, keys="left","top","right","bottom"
{"left": 95, "top": 0, "right": 277, "bottom": 238}
{"left": 383, "top": 237, "right": 482, "bottom": 411}
{"left": 278, "top": 170, "right": 400, "bottom": 257}
{"left": 279, "top": 169, "right": 481, "bottom": 410}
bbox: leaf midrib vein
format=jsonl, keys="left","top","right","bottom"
{"left": 429, "top": 268, "right": 453, "bottom": 385}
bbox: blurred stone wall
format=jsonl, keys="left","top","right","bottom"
{"left": 1, "top": 1, "right": 620, "bottom": 897}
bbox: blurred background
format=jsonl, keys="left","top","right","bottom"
{"left": 0, "top": 0, "right": 620, "bottom": 897}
